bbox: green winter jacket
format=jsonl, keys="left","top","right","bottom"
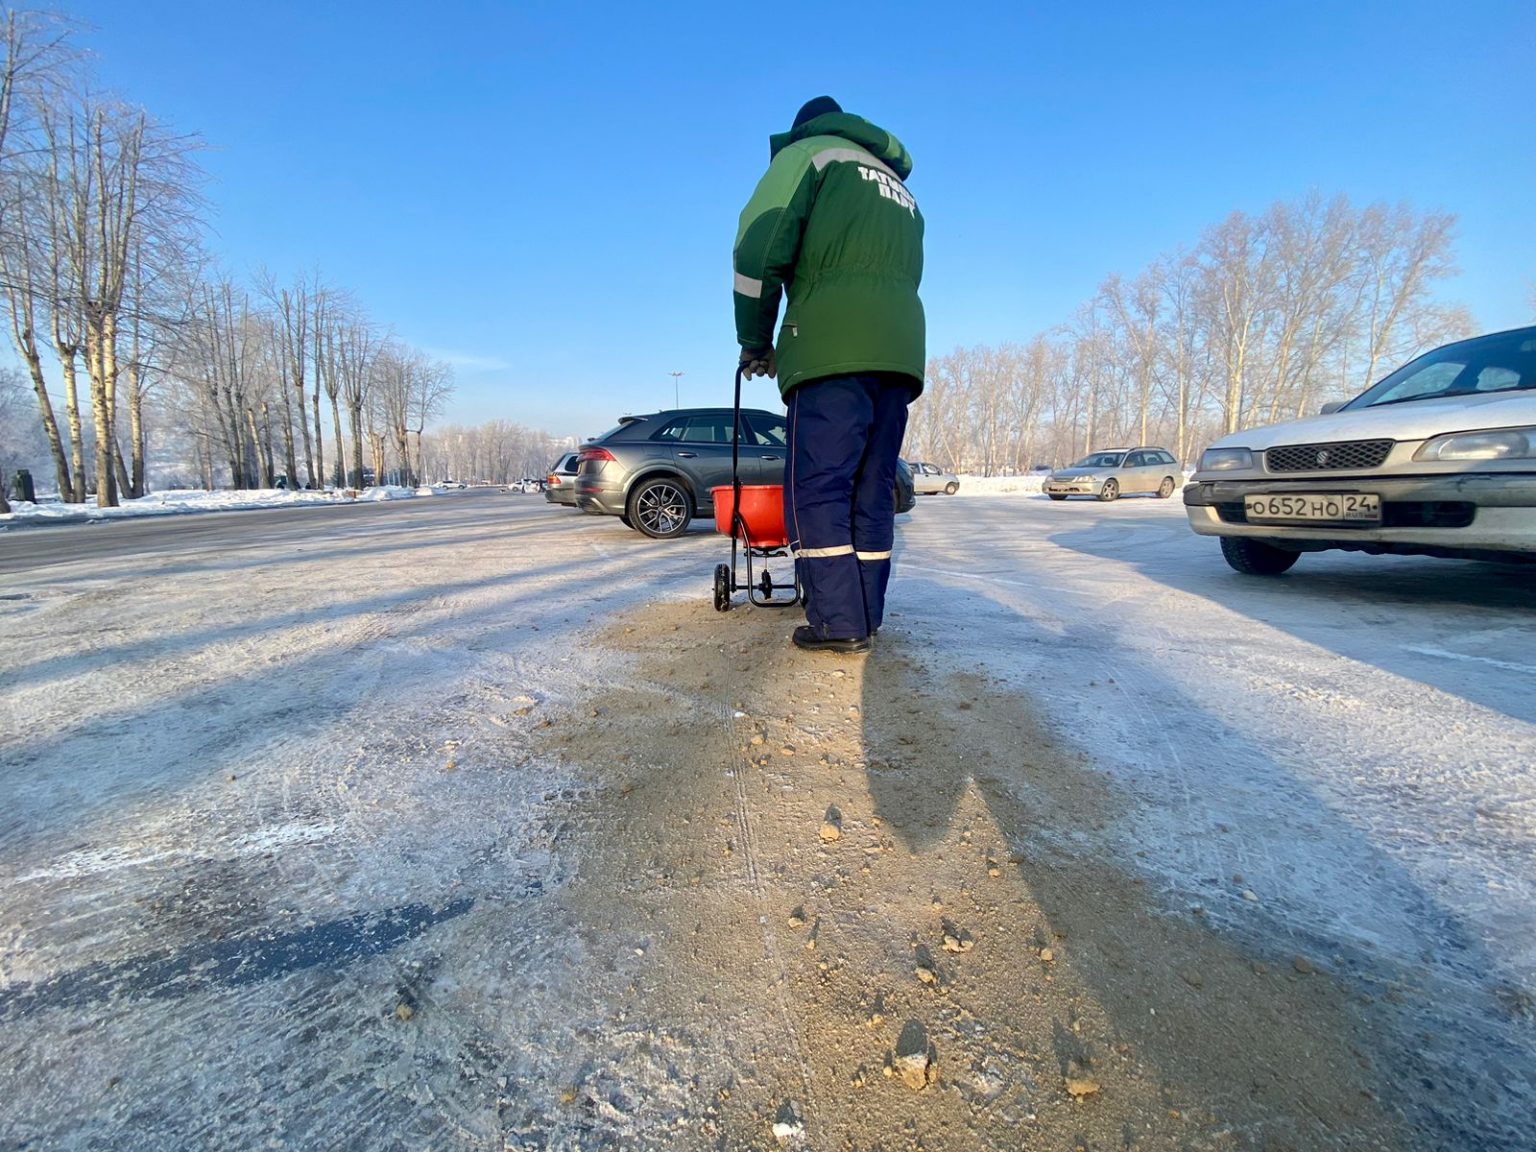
{"left": 732, "top": 112, "right": 925, "bottom": 398}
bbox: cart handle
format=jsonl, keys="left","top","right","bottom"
{"left": 731, "top": 363, "right": 746, "bottom": 541}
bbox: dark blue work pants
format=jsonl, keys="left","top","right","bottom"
{"left": 784, "top": 374, "right": 912, "bottom": 640}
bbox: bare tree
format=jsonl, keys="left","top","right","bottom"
{"left": 1197, "top": 211, "right": 1279, "bottom": 434}
{"left": 308, "top": 279, "right": 330, "bottom": 487}
{"left": 375, "top": 344, "right": 453, "bottom": 486}
{"left": 1099, "top": 271, "right": 1163, "bottom": 447}
{"left": 373, "top": 339, "right": 413, "bottom": 484}
{"left": 119, "top": 211, "right": 200, "bottom": 498}
{"left": 408, "top": 356, "right": 452, "bottom": 484}
{"left": 38, "top": 97, "right": 140, "bottom": 505}
{"left": 257, "top": 268, "right": 316, "bottom": 487}
{"left": 1351, "top": 204, "right": 1458, "bottom": 391}
{"left": 184, "top": 277, "right": 264, "bottom": 488}
{"left": 334, "top": 314, "right": 378, "bottom": 487}
{"left": 314, "top": 290, "right": 347, "bottom": 487}
{"left": 1149, "top": 252, "right": 1202, "bottom": 463}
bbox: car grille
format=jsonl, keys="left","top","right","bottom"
{"left": 1265, "top": 440, "right": 1393, "bottom": 473}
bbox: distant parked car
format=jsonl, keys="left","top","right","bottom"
{"left": 1043, "top": 448, "right": 1182, "bottom": 501}
{"left": 906, "top": 461, "right": 959, "bottom": 495}
{"left": 543, "top": 452, "right": 581, "bottom": 506}
{"left": 1185, "top": 324, "right": 1536, "bottom": 575}
{"left": 440, "top": 479, "right": 466, "bottom": 490}
{"left": 576, "top": 408, "right": 917, "bottom": 538}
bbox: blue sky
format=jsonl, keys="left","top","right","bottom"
{"left": 68, "top": 0, "right": 1536, "bottom": 439}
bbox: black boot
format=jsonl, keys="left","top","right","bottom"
{"left": 792, "top": 625, "right": 870, "bottom": 654}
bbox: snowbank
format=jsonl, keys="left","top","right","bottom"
{"left": 0, "top": 485, "right": 425, "bottom": 525}
{"left": 952, "top": 473, "right": 1048, "bottom": 495}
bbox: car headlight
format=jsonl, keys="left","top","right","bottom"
{"left": 1413, "top": 427, "right": 1536, "bottom": 461}
{"left": 1199, "top": 448, "right": 1254, "bottom": 471}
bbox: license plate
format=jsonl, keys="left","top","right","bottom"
{"left": 1244, "top": 493, "right": 1381, "bottom": 523}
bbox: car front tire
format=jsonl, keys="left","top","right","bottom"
{"left": 944, "top": 482, "right": 959, "bottom": 495}
{"left": 1155, "top": 477, "right": 1176, "bottom": 499}
{"left": 627, "top": 476, "right": 693, "bottom": 539}
{"left": 1219, "top": 536, "right": 1300, "bottom": 576}
{"left": 1097, "top": 479, "right": 1119, "bottom": 502}
{"left": 1047, "top": 493, "right": 1068, "bottom": 501}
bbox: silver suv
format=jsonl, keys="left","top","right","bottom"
{"left": 575, "top": 408, "right": 788, "bottom": 538}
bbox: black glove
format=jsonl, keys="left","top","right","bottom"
{"left": 739, "top": 345, "right": 777, "bottom": 380}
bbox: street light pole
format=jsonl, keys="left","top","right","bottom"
{"left": 669, "top": 371, "right": 684, "bottom": 409}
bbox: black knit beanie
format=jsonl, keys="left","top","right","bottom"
{"left": 792, "top": 96, "right": 842, "bottom": 130}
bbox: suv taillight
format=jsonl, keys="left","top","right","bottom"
{"left": 546, "top": 475, "right": 560, "bottom": 486}
{"left": 578, "top": 447, "right": 616, "bottom": 464}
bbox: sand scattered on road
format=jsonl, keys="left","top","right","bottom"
{"left": 528, "top": 597, "right": 1406, "bottom": 1149}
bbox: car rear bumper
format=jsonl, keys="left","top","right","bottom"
{"left": 544, "top": 488, "right": 577, "bottom": 506}
{"left": 1183, "top": 473, "right": 1536, "bottom": 556}
{"left": 575, "top": 479, "right": 625, "bottom": 516}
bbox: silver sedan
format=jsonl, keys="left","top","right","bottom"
{"left": 906, "top": 461, "right": 960, "bottom": 495}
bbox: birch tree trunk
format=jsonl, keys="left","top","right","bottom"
{"left": 331, "top": 393, "right": 346, "bottom": 487}
{"left": 127, "top": 359, "right": 146, "bottom": 495}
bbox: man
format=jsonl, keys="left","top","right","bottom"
{"left": 732, "top": 96, "right": 925, "bottom": 654}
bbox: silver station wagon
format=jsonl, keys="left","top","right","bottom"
{"left": 1184, "top": 325, "right": 1536, "bottom": 574}
{"left": 1043, "top": 447, "right": 1183, "bottom": 501}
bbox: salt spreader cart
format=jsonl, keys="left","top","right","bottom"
{"left": 711, "top": 364, "right": 801, "bottom": 611}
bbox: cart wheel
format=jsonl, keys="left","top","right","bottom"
{"left": 759, "top": 567, "right": 776, "bottom": 600}
{"left": 713, "top": 563, "right": 732, "bottom": 612}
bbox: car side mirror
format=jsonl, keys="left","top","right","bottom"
{"left": 1319, "top": 400, "right": 1347, "bottom": 415}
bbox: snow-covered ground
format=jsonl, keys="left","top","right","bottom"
{"left": 0, "top": 484, "right": 427, "bottom": 526}
{"left": 0, "top": 491, "right": 1531, "bottom": 1148}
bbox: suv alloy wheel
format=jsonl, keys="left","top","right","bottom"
{"left": 627, "top": 476, "right": 693, "bottom": 539}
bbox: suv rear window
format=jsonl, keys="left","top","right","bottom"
{"left": 590, "top": 419, "right": 644, "bottom": 442}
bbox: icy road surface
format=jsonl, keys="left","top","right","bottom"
{"left": 0, "top": 489, "right": 1531, "bottom": 1149}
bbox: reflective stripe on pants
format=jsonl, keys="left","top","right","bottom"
{"left": 784, "top": 373, "right": 912, "bottom": 639}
